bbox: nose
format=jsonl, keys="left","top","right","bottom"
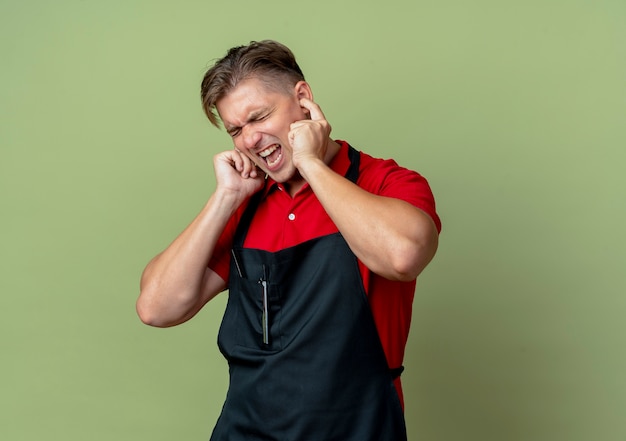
{"left": 240, "top": 124, "right": 262, "bottom": 150}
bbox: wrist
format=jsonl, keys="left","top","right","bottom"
{"left": 210, "top": 187, "right": 247, "bottom": 216}
{"left": 296, "top": 156, "right": 328, "bottom": 183}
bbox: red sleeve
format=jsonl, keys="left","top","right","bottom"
{"left": 357, "top": 152, "right": 441, "bottom": 233}
{"left": 207, "top": 207, "right": 244, "bottom": 283}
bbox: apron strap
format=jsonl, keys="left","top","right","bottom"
{"left": 345, "top": 145, "right": 360, "bottom": 183}
{"left": 390, "top": 366, "right": 405, "bottom": 380}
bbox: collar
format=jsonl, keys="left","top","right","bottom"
{"left": 261, "top": 140, "right": 352, "bottom": 197}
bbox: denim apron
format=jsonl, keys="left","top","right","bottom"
{"left": 210, "top": 146, "right": 407, "bottom": 441}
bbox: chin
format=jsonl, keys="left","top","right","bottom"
{"left": 270, "top": 168, "right": 302, "bottom": 186}
{"left": 266, "top": 163, "right": 291, "bottom": 180}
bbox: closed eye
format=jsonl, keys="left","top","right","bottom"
{"left": 227, "top": 127, "right": 241, "bottom": 137}
{"left": 226, "top": 108, "right": 272, "bottom": 138}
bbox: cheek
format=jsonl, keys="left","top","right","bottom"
{"left": 233, "top": 137, "right": 244, "bottom": 149}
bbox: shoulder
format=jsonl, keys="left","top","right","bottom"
{"left": 356, "top": 149, "right": 431, "bottom": 194}
{"left": 355, "top": 147, "right": 442, "bottom": 232}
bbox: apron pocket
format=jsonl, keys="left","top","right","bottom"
{"left": 218, "top": 276, "right": 284, "bottom": 355}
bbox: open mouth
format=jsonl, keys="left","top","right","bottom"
{"left": 259, "top": 144, "right": 282, "bottom": 168}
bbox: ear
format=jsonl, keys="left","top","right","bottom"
{"left": 293, "top": 81, "right": 313, "bottom": 102}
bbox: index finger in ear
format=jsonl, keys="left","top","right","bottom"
{"left": 300, "top": 98, "right": 326, "bottom": 121}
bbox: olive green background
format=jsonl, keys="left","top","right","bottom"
{"left": 2, "top": 0, "right": 624, "bottom": 440}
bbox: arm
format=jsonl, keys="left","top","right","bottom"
{"left": 136, "top": 149, "right": 264, "bottom": 327}
{"left": 290, "top": 99, "right": 439, "bottom": 281}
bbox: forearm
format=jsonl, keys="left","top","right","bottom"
{"left": 299, "top": 159, "right": 439, "bottom": 281}
{"left": 137, "top": 190, "right": 239, "bottom": 327}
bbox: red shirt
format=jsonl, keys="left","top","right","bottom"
{"left": 209, "top": 141, "right": 441, "bottom": 407}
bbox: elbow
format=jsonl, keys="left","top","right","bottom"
{"left": 389, "top": 208, "right": 440, "bottom": 281}
{"left": 136, "top": 284, "right": 177, "bottom": 328}
{"left": 137, "top": 265, "right": 179, "bottom": 327}
{"left": 136, "top": 303, "right": 155, "bottom": 327}
{"left": 389, "top": 254, "right": 422, "bottom": 282}
{"left": 136, "top": 294, "right": 167, "bottom": 328}
{"left": 391, "top": 233, "right": 439, "bottom": 282}
{"left": 136, "top": 282, "right": 200, "bottom": 328}
{"left": 137, "top": 267, "right": 164, "bottom": 327}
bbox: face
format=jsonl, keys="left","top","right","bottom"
{"left": 216, "top": 77, "right": 310, "bottom": 185}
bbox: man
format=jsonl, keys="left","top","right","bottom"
{"left": 137, "top": 40, "right": 441, "bottom": 440}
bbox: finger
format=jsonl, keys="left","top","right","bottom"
{"left": 289, "top": 120, "right": 308, "bottom": 131}
{"left": 299, "top": 98, "right": 326, "bottom": 121}
{"left": 242, "top": 155, "right": 258, "bottom": 178}
{"left": 235, "top": 148, "right": 261, "bottom": 178}
{"left": 230, "top": 149, "right": 245, "bottom": 172}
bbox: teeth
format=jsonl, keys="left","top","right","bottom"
{"left": 267, "top": 151, "right": 282, "bottom": 167}
{"left": 259, "top": 145, "right": 278, "bottom": 158}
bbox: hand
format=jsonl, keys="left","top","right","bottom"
{"left": 213, "top": 148, "right": 265, "bottom": 202}
{"left": 288, "top": 98, "right": 332, "bottom": 170}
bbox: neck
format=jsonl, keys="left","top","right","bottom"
{"left": 322, "top": 139, "right": 342, "bottom": 165}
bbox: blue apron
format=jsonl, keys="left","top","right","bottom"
{"left": 210, "top": 146, "right": 407, "bottom": 441}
